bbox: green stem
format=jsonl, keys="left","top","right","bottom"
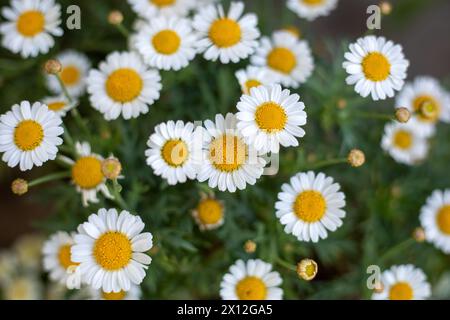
{"left": 380, "top": 238, "right": 415, "bottom": 264}
{"left": 55, "top": 74, "right": 73, "bottom": 103}
{"left": 28, "top": 171, "right": 71, "bottom": 187}
{"left": 109, "top": 180, "right": 129, "bottom": 211}
{"left": 276, "top": 258, "right": 297, "bottom": 272}
{"left": 62, "top": 123, "right": 74, "bottom": 147}
{"left": 353, "top": 111, "right": 394, "bottom": 121}
{"left": 70, "top": 108, "right": 91, "bottom": 137}
{"left": 115, "top": 23, "right": 130, "bottom": 38}
{"left": 308, "top": 158, "right": 348, "bottom": 170}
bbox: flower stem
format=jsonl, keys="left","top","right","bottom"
{"left": 55, "top": 74, "right": 73, "bottom": 103}
{"left": 353, "top": 111, "right": 394, "bottom": 121}
{"left": 380, "top": 238, "right": 415, "bottom": 264}
{"left": 276, "top": 258, "right": 297, "bottom": 272}
{"left": 308, "top": 158, "right": 348, "bottom": 170}
{"left": 110, "top": 180, "right": 129, "bottom": 211}
{"left": 115, "top": 23, "right": 130, "bottom": 38}
{"left": 28, "top": 171, "right": 71, "bottom": 187}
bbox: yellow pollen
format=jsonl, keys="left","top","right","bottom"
{"left": 102, "top": 290, "right": 127, "bottom": 300}
{"left": 255, "top": 102, "right": 287, "bottom": 132}
{"left": 436, "top": 205, "right": 450, "bottom": 235}
{"left": 72, "top": 156, "right": 104, "bottom": 189}
{"left": 93, "top": 232, "right": 132, "bottom": 271}
{"left": 60, "top": 66, "right": 81, "bottom": 86}
{"left": 413, "top": 95, "right": 440, "bottom": 123}
{"left": 58, "top": 245, "right": 79, "bottom": 270}
{"left": 16, "top": 10, "right": 45, "bottom": 37}
{"left": 152, "top": 30, "right": 181, "bottom": 55}
{"left": 294, "top": 190, "right": 326, "bottom": 223}
{"left": 244, "top": 79, "right": 262, "bottom": 94}
{"left": 14, "top": 120, "right": 44, "bottom": 151}
{"left": 389, "top": 282, "right": 413, "bottom": 300}
{"left": 362, "top": 52, "right": 391, "bottom": 82}
{"left": 47, "top": 102, "right": 66, "bottom": 112}
{"left": 267, "top": 48, "right": 297, "bottom": 74}
{"left": 209, "top": 135, "right": 247, "bottom": 172}
{"left": 302, "top": 0, "right": 325, "bottom": 5}
{"left": 161, "top": 139, "right": 189, "bottom": 167}
{"left": 236, "top": 276, "right": 267, "bottom": 300}
{"left": 305, "top": 264, "right": 316, "bottom": 278}
{"left": 150, "top": 0, "right": 175, "bottom": 7}
{"left": 197, "top": 199, "right": 223, "bottom": 225}
{"left": 393, "top": 130, "right": 412, "bottom": 150}
{"left": 106, "top": 68, "right": 143, "bottom": 103}
{"left": 209, "top": 18, "right": 241, "bottom": 48}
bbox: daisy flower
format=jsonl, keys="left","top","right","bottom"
{"left": 287, "top": 0, "right": 338, "bottom": 21}
{"left": 87, "top": 51, "right": 162, "bottom": 120}
{"left": 235, "top": 66, "right": 276, "bottom": 95}
{"left": 191, "top": 193, "right": 225, "bottom": 231}
{"left": 420, "top": 189, "right": 450, "bottom": 254}
{"left": 42, "top": 95, "right": 75, "bottom": 117}
{"left": 343, "top": 36, "right": 409, "bottom": 101}
{"left": 0, "top": 101, "right": 63, "bottom": 171}
{"left": 275, "top": 171, "right": 346, "bottom": 243}
{"left": 251, "top": 31, "right": 314, "bottom": 89}
{"left": 372, "top": 265, "right": 431, "bottom": 300}
{"left": 134, "top": 16, "right": 197, "bottom": 71}
{"left": 381, "top": 121, "right": 429, "bottom": 165}
{"left": 89, "top": 284, "right": 141, "bottom": 300}
{"left": 145, "top": 120, "right": 199, "bottom": 185}
{"left": 193, "top": 2, "right": 260, "bottom": 64}
{"left": 3, "top": 276, "right": 42, "bottom": 300}
{"left": 42, "top": 232, "right": 79, "bottom": 285}
{"left": 46, "top": 50, "right": 91, "bottom": 98}
{"left": 236, "top": 84, "right": 307, "bottom": 154}
{"left": 71, "top": 208, "right": 153, "bottom": 293}
{"left": 220, "top": 259, "right": 283, "bottom": 300}
{"left": 0, "top": 0, "right": 63, "bottom": 58}
{"left": 128, "top": 0, "right": 194, "bottom": 19}
{"left": 396, "top": 76, "right": 450, "bottom": 136}
{"left": 197, "top": 113, "right": 266, "bottom": 193}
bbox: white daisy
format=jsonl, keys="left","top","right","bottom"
{"left": 193, "top": 1, "right": 260, "bottom": 64}
{"left": 145, "top": 120, "right": 199, "bottom": 185}
{"left": 220, "top": 259, "right": 283, "bottom": 300}
{"left": 235, "top": 66, "right": 277, "bottom": 95}
{"left": 343, "top": 36, "right": 409, "bottom": 101}
{"left": 396, "top": 76, "right": 450, "bottom": 136}
{"left": 191, "top": 194, "right": 225, "bottom": 231}
{"left": 287, "top": 0, "right": 338, "bottom": 21}
{"left": 372, "top": 265, "right": 431, "bottom": 300}
{"left": 0, "top": 0, "right": 63, "bottom": 58}
{"left": 59, "top": 141, "right": 113, "bottom": 207}
{"left": 236, "top": 84, "right": 307, "bottom": 154}
{"left": 251, "top": 31, "right": 314, "bottom": 89}
{"left": 128, "top": 0, "right": 195, "bottom": 19}
{"left": 42, "top": 232, "right": 79, "bottom": 285}
{"left": 420, "top": 189, "right": 450, "bottom": 254}
{"left": 87, "top": 51, "right": 162, "bottom": 120}
{"left": 71, "top": 208, "right": 153, "bottom": 293}
{"left": 42, "top": 95, "right": 75, "bottom": 117}
{"left": 197, "top": 113, "right": 266, "bottom": 193}
{"left": 134, "top": 16, "right": 197, "bottom": 71}
{"left": 46, "top": 50, "right": 91, "bottom": 98}
{"left": 0, "top": 101, "right": 63, "bottom": 171}
{"left": 275, "top": 171, "right": 346, "bottom": 243}
{"left": 381, "top": 121, "right": 429, "bottom": 165}
{"left": 89, "top": 284, "right": 142, "bottom": 300}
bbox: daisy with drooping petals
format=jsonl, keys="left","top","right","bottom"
{"left": 59, "top": 142, "right": 113, "bottom": 207}
{"left": 71, "top": 208, "right": 153, "bottom": 293}
{"left": 220, "top": 259, "right": 283, "bottom": 300}
{"left": 235, "top": 66, "right": 277, "bottom": 95}
{"left": 0, "top": 101, "right": 63, "bottom": 171}
{"left": 89, "top": 284, "right": 141, "bottom": 300}
{"left": 0, "top": 0, "right": 63, "bottom": 58}
{"left": 193, "top": 2, "right": 260, "bottom": 64}
{"left": 275, "top": 171, "right": 346, "bottom": 243}
{"left": 287, "top": 0, "right": 338, "bottom": 21}
{"left": 251, "top": 31, "right": 314, "bottom": 89}
{"left": 145, "top": 120, "right": 199, "bottom": 185}
{"left": 46, "top": 50, "right": 91, "bottom": 98}
{"left": 236, "top": 84, "right": 307, "bottom": 154}
{"left": 372, "top": 265, "right": 431, "bottom": 300}
{"left": 192, "top": 193, "right": 225, "bottom": 231}
{"left": 42, "top": 95, "right": 75, "bottom": 117}
{"left": 197, "top": 113, "right": 266, "bottom": 193}
{"left": 134, "top": 16, "right": 197, "bottom": 71}
{"left": 128, "top": 0, "right": 194, "bottom": 19}
{"left": 343, "top": 36, "right": 409, "bottom": 101}
{"left": 87, "top": 51, "right": 162, "bottom": 120}
{"left": 420, "top": 189, "right": 450, "bottom": 254}
{"left": 381, "top": 121, "right": 429, "bottom": 165}
{"left": 42, "top": 232, "right": 79, "bottom": 285}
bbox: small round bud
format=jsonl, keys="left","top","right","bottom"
{"left": 395, "top": 107, "right": 411, "bottom": 123}
{"left": 297, "top": 258, "right": 318, "bottom": 281}
{"left": 347, "top": 149, "right": 365, "bottom": 167}
{"left": 283, "top": 26, "right": 301, "bottom": 39}
{"left": 412, "top": 227, "right": 426, "bottom": 243}
{"left": 108, "top": 11, "right": 123, "bottom": 25}
{"left": 391, "top": 185, "right": 402, "bottom": 198}
{"left": 373, "top": 281, "right": 384, "bottom": 293}
{"left": 244, "top": 240, "right": 257, "bottom": 253}
{"left": 149, "top": 245, "right": 159, "bottom": 255}
{"left": 337, "top": 98, "right": 347, "bottom": 109}
{"left": 380, "top": 1, "right": 392, "bottom": 15}
{"left": 44, "top": 59, "right": 62, "bottom": 75}
{"left": 101, "top": 158, "right": 122, "bottom": 180}
{"left": 11, "top": 179, "right": 28, "bottom": 195}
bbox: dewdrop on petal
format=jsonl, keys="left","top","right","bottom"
{"left": 395, "top": 107, "right": 411, "bottom": 123}
{"left": 101, "top": 157, "right": 122, "bottom": 180}
{"left": 413, "top": 227, "right": 426, "bottom": 243}
{"left": 380, "top": 1, "right": 392, "bottom": 15}
{"left": 297, "top": 258, "right": 318, "bottom": 281}
{"left": 11, "top": 179, "right": 28, "bottom": 196}
{"left": 347, "top": 149, "right": 365, "bottom": 167}
{"left": 44, "top": 59, "right": 62, "bottom": 75}
{"left": 108, "top": 11, "right": 123, "bottom": 25}
{"left": 244, "top": 240, "right": 257, "bottom": 253}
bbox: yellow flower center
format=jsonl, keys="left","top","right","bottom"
{"left": 302, "top": 0, "right": 325, "bottom": 5}
{"left": 152, "top": 30, "right": 181, "bottom": 55}
{"left": 244, "top": 79, "right": 262, "bottom": 94}
{"left": 60, "top": 66, "right": 81, "bottom": 86}
{"left": 93, "top": 232, "right": 132, "bottom": 271}
{"left": 294, "top": 190, "right": 326, "bottom": 223}
{"left": 267, "top": 48, "right": 297, "bottom": 74}
{"left": 209, "top": 18, "right": 241, "bottom": 48}
{"left": 150, "top": 0, "right": 175, "bottom": 7}
{"left": 72, "top": 156, "right": 104, "bottom": 189}
{"left": 255, "top": 102, "right": 287, "bottom": 132}
{"left": 437, "top": 205, "right": 450, "bottom": 235}
{"left": 106, "top": 68, "right": 143, "bottom": 103}
{"left": 102, "top": 290, "right": 127, "bottom": 300}
{"left": 14, "top": 120, "right": 44, "bottom": 151}
{"left": 393, "top": 130, "right": 412, "bottom": 150}
{"left": 413, "top": 95, "right": 441, "bottom": 123}
{"left": 58, "top": 245, "right": 79, "bottom": 270}
{"left": 16, "top": 10, "right": 45, "bottom": 37}
{"left": 389, "top": 282, "right": 413, "bottom": 300}
{"left": 236, "top": 276, "right": 267, "bottom": 300}
{"left": 209, "top": 135, "right": 247, "bottom": 172}
{"left": 362, "top": 52, "right": 391, "bottom": 82}
{"left": 47, "top": 102, "right": 66, "bottom": 112}
{"left": 161, "top": 139, "right": 189, "bottom": 167}
{"left": 305, "top": 264, "right": 316, "bottom": 278}
{"left": 197, "top": 199, "right": 223, "bottom": 225}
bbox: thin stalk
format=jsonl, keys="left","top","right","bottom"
{"left": 115, "top": 23, "right": 130, "bottom": 38}
{"left": 276, "top": 258, "right": 297, "bottom": 272}
{"left": 308, "top": 158, "right": 348, "bottom": 170}
{"left": 380, "top": 238, "right": 415, "bottom": 264}
{"left": 353, "top": 111, "right": 394, "bottom": 121}
{"left": 109, "top": 180, "right": 129, "bottom": 211}
{"left": 28, "top": 171, "right": 71, "bottom": 187}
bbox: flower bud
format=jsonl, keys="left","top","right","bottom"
{"left": 101, "top": 158, "right": 122, "bottom": 180}
{"left": 412, "top": 227, "right": 426, "bottom": 243}
{"left": 380, "top": 1, "right": 392, "bottom": 15}
{"left": 297, "top": 258, "right": 318, "bottom": 281}
{"left": 44, "top": 59, "right": 62, "bottom": 75}
{"left": 244, "top": 240, "right": 256, "bottom": 253}
{"left": 108, "top": 11, "right": 123, "bottom": 25}
{"left": 395, "top": 107, "right": 411, "bottom": 123}
{"left": 347, "top": 149, "right": 365, "bottom": 167}
{"left": 11, "top": 179, "right": 28, "bottom": 196}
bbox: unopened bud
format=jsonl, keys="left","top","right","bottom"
{"left": 337, "top": 98, "right": 347, "bottom": 109}
{"left": 244, "top": 240, "right": 256, "bottom": 253}
{"left": 380, "top": 1, "right": 392, "bottom": 15}
{"left": 297, "top": 258, "right": 318, "bottom": 281}
{"left": 11, "top": 179, "right": 28, "bottom": 195}
{"left": 412, "top": 227, "right": 426, "bottom": 243}
{"left": 395, "top": 107, "right": 411, "bottom": 123}
{"left": 108, "top": 11, "right": 123, "bottom": 25}
{"left": 101, "top": 158, "right": 122, "bottom": 180}
{"left": 347, "top": 149, "right": 365, "bottom": 167}
{"left": 44, "top": 59, "right": 62, "bottom": 75}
